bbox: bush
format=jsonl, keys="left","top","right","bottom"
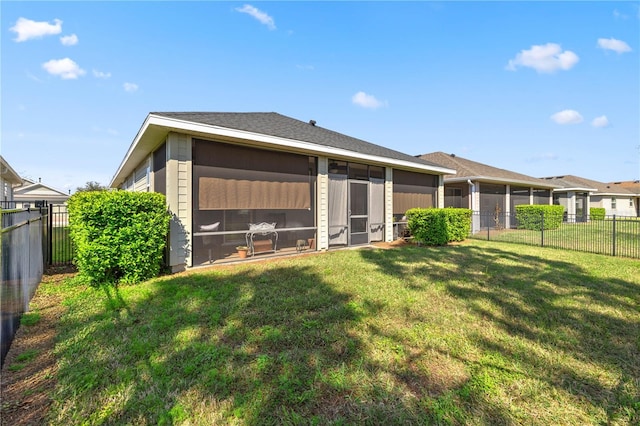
{"left": 67, "top": 191, "right": 171, "bottom": 286}
{"left": 590, "top": 207, "right": 606, "bottom": 220}
{"left": 515, "top": 205, "right": 564, "bottom": 231}
{"left": 406, "top": 208, "right": 472, "bottom": 246}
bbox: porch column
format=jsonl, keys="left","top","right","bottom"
{"left": 166, "top": 132, "right": 192, "bottom": 271}
{"left": 317, "top": 157, "right": 329, "bottom": 251}
{"left": 437, "top": 174, "right": 445, "bottom": 208}
{"left": 505, "top": 184, "right": 511, "bottom": 229}
{"left": 385, "top": 167, "right": 394, "bottom": 242}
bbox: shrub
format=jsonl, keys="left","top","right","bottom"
{"left": 515, "top": 205, "right": 564, "bottom": 231}
{"left": 67, "top": 191, "right": 170, "bottom": 286}
{"left": 590, "top": 207, "right": 606, "bottom": 220}
{"left": 406, "top": 208, "right": 472, "bottom": 246}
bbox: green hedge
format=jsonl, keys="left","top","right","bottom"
{"left": 67, "top": 191, "right": 171, "bottom": 286}
{"left": 590, "top": 207, "right": 606, "bottom": 220}
{"left": 406, "top": 208, "right": 472, "bottom": 246}
{"left": 515, "top": 205, "right": 564, "bottom": 231}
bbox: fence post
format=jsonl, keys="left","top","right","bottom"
{"left": 612, "top": 215, "right": 616, "bottom": 257}
{"left": 540, "top": 211, "right": 545, "bottom": 247}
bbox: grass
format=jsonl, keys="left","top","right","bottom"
{"left": 470, "top": 218, "right": 640, "bottom": 258}
{"left": 45, "top": 240, "right": 639, "bottom": 425}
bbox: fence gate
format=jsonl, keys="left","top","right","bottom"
{"left": 47, "top": 203, "right": 74, "bottom": 267}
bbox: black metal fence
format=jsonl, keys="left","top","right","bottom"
{"left": 468, "top": 212, "right": 640, "bottom": 259}
{"left": 1, "top": 208, "right": 47, "bottom": 365}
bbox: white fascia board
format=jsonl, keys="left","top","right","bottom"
{"left": 110, "top": 114, "right": 156, "bottom": 188}
{"left": 111, "top": 114, "right": 455, "bottom": 187}
{"left": 551, "top": 187, "right": 597, "bottom": 193}
{"left": 445, "top": 176, "right": 559, "bottom": 189}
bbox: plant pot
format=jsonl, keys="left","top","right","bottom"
{"left": 237, "top": 249, "right": 248, "bottom": 259}
{"left": 307, "top": 238, "right": 315, "bottom": 250}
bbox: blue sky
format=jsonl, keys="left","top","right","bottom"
{"left": 2, "top": 1, "right": 639, "bottom": 194}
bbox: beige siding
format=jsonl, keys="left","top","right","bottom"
{"left": 133, "top": 156, "right": 151, "bottom": 192}
{"left": 166, "top": 132, "right": 192, "bottom": 270}
{"left": 317, "top": 157, "right": 329, "bottom": 250}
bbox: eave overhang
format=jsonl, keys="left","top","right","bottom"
{"left": 110, "top": 114, "right": 456, "bottom": 188}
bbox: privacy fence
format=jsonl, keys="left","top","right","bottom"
{"left": 1, "top": 204, "right": 73, "bottom": 365}
{"left": 468, "top": 212, "right": 640, "bottom": 259}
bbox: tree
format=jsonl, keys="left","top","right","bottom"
{"left": 75, "top": 181, "right": 108, "bottom": 192}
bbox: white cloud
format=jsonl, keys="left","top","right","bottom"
{"left": 235, "top": 4, "right": 276, "bottom": 30}
{"left": 352, "top": 91, "right": 386, "bottom": 109}
{"left": 506, "top": 43, "right": 579, "bottom": 73}
{"left": 591, "top": 115, "right": 610, "bottom": 128}
{"left": 550, "top": 109, "right": 583, "bottom": 125}
{"left": 60, "top": 34, "right": 78, "bottom": 46}
{"left": 296, "top": 64, "right": 315, "bottom": 70}
{"left": 42, "top": 58, "right": 86, "bottom": 79}
{"left": 597, "top": 37, "right": 632, "bottom": 54}
{"left": 10, "top": 17, "right": 62, "bottom": 42}
{"left": 123, "top": 82, "right": 139, "bottom": 92}
{"left": 93, "top": 69, "right": 111, "bottom": 79}
{"left": 613, "top": 9, "right": 628, "bottom": 19}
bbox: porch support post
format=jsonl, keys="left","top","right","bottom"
{"left": 317, "top": 157, "right": 329, "bottom": 251}
{"left": 165, "top": 132, "right": 192, "bottom": 271}
{"left": 437, "top": 174, "right": 445, "bottom": 208}
{"left": 385, "top": 167, "right": 394, "bottom": 242}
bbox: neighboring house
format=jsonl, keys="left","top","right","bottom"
{"left": 1, "top": 156, "right": 22, "bottom": 209}
{"left": 608, "top": 181, "right": 640, "bottom": 217}
{"left": 540, "top": 175, "right": 637, "bottom": 218}
{"left": 110, "top": 112, "right": 455, "bottom": 270}
{"left": 12, "top": 178, "right": 70, "bottom": 208}
{"left": 418, "top": 152, "right": 558, "bottom": 230}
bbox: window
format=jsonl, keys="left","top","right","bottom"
{"left": 630, "top": 199, "right": 634, "bottom": 208}
{"left": 611, "top": 197, "right": 617, "bottom": 209}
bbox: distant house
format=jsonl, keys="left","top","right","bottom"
{"left": 110, "top": 112, "right": 455, "bottom": 270}
{"left": 608, "top": 181, "right": 640, "bottom": 216}
{"left": 541, "top": 175, "right": 638, "bottom": 218}
{"left": 1, "top": 156, "right": 22, "bottom": 209}
{"left": 12, "top": 178, "right": 70, "bottom": 208}
{"left": 418, "top": 152, "right": 558, "bottom": 230}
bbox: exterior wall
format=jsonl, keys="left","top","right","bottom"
{"left": 384, "top": 167, "right": 394, "bottom": 242}
{"left": 166, "top": 132, "right": 192, "bottom": 271}
{"left": 317, "top": 157, "right": 329, "bottom": 251}
{"left": 1, "top": 178, "right": 14, "bottom": 203}
{"left": 592, "top": 195, "right": 637, "bottom": 216}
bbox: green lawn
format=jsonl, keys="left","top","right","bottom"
{"left": 42, "top": 240, "right": 639, "bottom": 425}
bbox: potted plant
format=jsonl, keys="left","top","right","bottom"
{"left": 236, "top": 246, "right": 249, "bottom": 259}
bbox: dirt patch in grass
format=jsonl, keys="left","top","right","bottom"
{"left": 0, "top": 266, "right": 76, "bottom": 426}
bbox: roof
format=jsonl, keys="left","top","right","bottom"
{"left": 111, "top": 112, "right": 455, "bottom": 188}
{"left": 1, "top": 156, "right": 22, "bottom": 184}
{"left": 13, "top": 182, "right": 70, "bottom": 199}
{"left": 418, "top": 152, "right": 558, "bottom": 188}
{"left": 540, "top": 175, "right": 636, "bottom": 195}
{"left": 608, "top": 180, "right": 640, "bottom": 195}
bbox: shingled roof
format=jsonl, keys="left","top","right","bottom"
{"left": 418, "top": 152, "right": 557, "bottom": 188}
{"left": 152, "top": 112, "right": 447, "bottom": 170}
{"left": 540, "top": 175, "right": 636, "bottom": 195}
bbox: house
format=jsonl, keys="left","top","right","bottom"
{"left": 608, "top": 181, "right": 640, "bottom": 216}
{"left": 110, "top": 112, "right": 455, "bottom": 270}
{"left": 0, "top": 156, "right": 22, "bottom": 209}
{"left": 418, "top": 152, "right": 558, "bottom": 230}
{"left": 12, "top": 178, "right": 70, "bottom": 209}
{"left": 541, "top": 175, "right": 638, "bottom": 218}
